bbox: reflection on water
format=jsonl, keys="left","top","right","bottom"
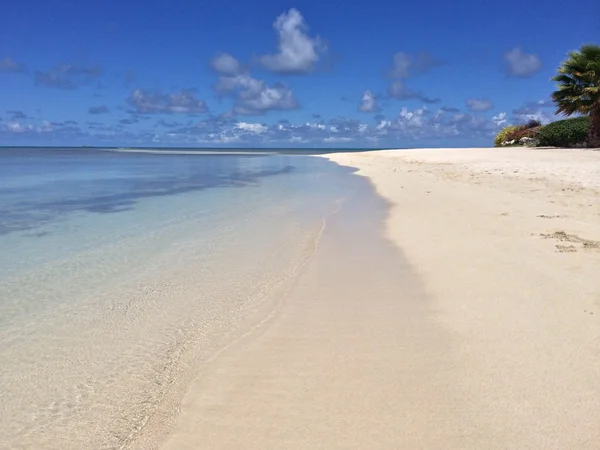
{"left": 0, "top": 148, "right": 295, "bottom": 235}
{"left": 0, "top": 148, "right": 364, "bottom": 449}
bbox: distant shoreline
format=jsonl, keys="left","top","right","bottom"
{"left": 0, "top": 145, "right": 398, "bottom": 155}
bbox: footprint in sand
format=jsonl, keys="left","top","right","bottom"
{"left": 556, "top": 244, "right": 577, "bottom": 253}
{"left": 540, "top": 231, "right": 600, "bottom": 252}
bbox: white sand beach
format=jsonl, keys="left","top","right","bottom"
{"left": 139, "top": 147, "right": 600, "bottom": 449}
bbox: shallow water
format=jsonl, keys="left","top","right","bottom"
{"left": 0, "top": 148, "right": 364, "bottom": 449}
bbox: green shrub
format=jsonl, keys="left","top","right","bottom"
{"left": 536, "top": 117, "right": 589, "bottom": 147}
{"left": 494, "top": 125, "right": 522, "bottom": 147}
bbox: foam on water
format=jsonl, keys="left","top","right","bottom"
{"left": 0, "top": 149, "right": 360, "bottom": 449}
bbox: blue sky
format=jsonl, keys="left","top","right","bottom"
{"left": 1, "top": 0, "right": 598, "bottom": 148}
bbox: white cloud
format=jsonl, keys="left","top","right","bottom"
{"left": 510, "top": 99, "right": 556, "bottom": 125}
{"left": 0, "top": 57, "right": 26, "bottom": 73}
{"left": 504, "top": 47, "right": 542, "bottom": 77}
{"left": 358, "top": 90, "right": 379, "bottom": 112}
{"left": 35, "top": 63, "right": 101, "bottom": 89}
{"left": 388, "top": 80, "right": 411, "bottom": 98}
{"left": 324, "top": 136, "right": 353, "bottom": 142}
{"left": 466, "top": 98, "right": 493, "bottom": 111}
{"left": 235, "top": 122, "right": 268, "bottom": 133}
{"left": 512, "top": 108, "right": 554, "bottom": 125}
{"left": 172, "top": 108, "right": 497, "bottom": 145}
{"left": 492, "top": 112, "right": 507, "bottom": 127}
{"left": 388, "top": 80, "right": 439, "bottom": 103}
{"left": 258, "top": 9, "right": 324, "bottom": 74}
{"left": 211, "top": 53, "right": 242, "bottom": 75}
{"left": 215, "top": 73, "right": 298, "bottom": 115}
{"left": 391, "top": 53, "right": 413, "bottom": 79}
{"left": 390, "top": 51, "right": 439, "bottom": 79}
{"left": 377, "top": 120, "right": 391, "bottom": 130}
{"left": 398, "top": 107, "right": 427, "bottom": 128}
{"left": 3, "top": 108, "right": 505, "bottom": 147}
{"left": 40, "top": 120, "right": 53, "bottom": 132}
{"left": 127, "top": 89, "right": 208, "bottom": 114}
{"left": 4, "top": 122, "right": 31, "bottom": 133}
{"left": 371, "top": 107, "right": 499, "bottom": 141}
{"left": 1, "top": 120, "right": 56, "bottom": 134}
{"left": 89, "top": 105, "right": 109, "bottom": 114}
{"left": 387, "top": 52, "right": 440, "bottom": 104}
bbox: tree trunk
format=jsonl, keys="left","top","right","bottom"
{"left": 587, "top": 105, "right": 600, "bottom": 148}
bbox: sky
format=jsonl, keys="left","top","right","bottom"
{"left": 0, "top": 0, "right": 598, "bottom": 148}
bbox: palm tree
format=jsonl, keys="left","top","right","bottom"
{"left": 551, "top": 44, "right": 600, "bottom": 147}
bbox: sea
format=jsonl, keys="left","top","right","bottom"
{"left": 0, "top": 147, "right": 371, "bottom": 449}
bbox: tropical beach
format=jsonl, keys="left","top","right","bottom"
{"left": 124, "top": 146, "right": 598, "bottom": 450}
{"left": 2, "top": 147, "right": 598, "bottom": 450}
{"left": 2, "top": 0, "right": 600, "bottom": 447}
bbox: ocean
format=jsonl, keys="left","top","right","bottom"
{"left": 0, "top": 147, "right": 368, "bottom": 449}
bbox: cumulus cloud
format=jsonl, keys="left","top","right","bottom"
{"left": 258, "top": 9, "right": 325, "bottom": 74}
{"left": 3, "top": 121, "right": 33, "bottom": 133}
{"left": 35, "top": 63, "right": 102, "bottom": 89}
{"left": 371, "top": 107, "right": 500, "bottom": 142}
{"left": 507, "top": 99, "right": 555, "bottom": 124}
{"left": 439, "top": 106, "right": 460, "bottom": 113}
{"left": 390, "top": 51, "right": 439, "bottom": 79}
{"left": 492, "top": 112, "right": 508, "bottom": 127}
{"left": 388, "top": 80, "right": 439, "bottom": 103}
{"left": 235, "top": 122, "right": 268, "bottom": 133}
{"left": 1, "top": 120, "right": 80, "bottom": 138}
{"left": 512, "top": 105, "right": 554, "bottom": 125}
{"left": 7, "top": 110, "right": 27, "bottom": 119}
{"left": 504, "top": 47, "right": 542, "bottom": 77}
{"left": 358, "top": 90, "right": 380, "bottom": 112}
{"left": 156, "top": 119, "right": 185, "bottom": 128}
{"left": 127, "top": 89, "right": 208, "bottom": 114}
{"left": 514, "top": 99, "right": 554, "bottom": 112}
{"left": 387, "top": 51, "right": 440, "bottom": 104}
{"left": 2, "top": 109, "right": 503, "bottom": 148}
{"left": 152, "top": 105, "right": 502, "bottom": 147}
{"left": 211, "top": 51, "right": 298, "bottom": 115}
{"left": 120, "top": 118, "right": 139, "bottom": 125}
{"left": 466, "top": 98, "right": 493, "bottom": 111}
{"left": 211, "top": 53, "right": 242, "bottom": 75}
{"left": 215, "top": 72, "right": 298, "bottom": 115}
{"left": 88, "top": 105, "right": 109, "bottom": 114}
{"left": 0, "top": 57, "right": 26, "bottom": 73}
{"left": 390, "top": 53, "right": 413, "bottom": 79}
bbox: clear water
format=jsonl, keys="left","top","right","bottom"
{"left": 0, "top": 148, "right": 362, "bottom": 449}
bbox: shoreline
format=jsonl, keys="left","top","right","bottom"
{"left": 153, "top": 154, "right": 449, "bottom": 449}
{"left": 9, "top": 146, "right": 597, "bottom": 448}
{"left": 321, "top": 147, "right": 600, "bottom": 447}
{"left": 138, "top": 146, "right": 600, "bottom": 449}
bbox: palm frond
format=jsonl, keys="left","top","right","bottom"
{"left": 551, "top": 44, "right": 600, "bottom": 117}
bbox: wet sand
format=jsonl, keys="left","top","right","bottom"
{"left": 155, "top": 163, "right": 460, "bottom": 449}
{"left": 152, "top": 147, "right": 600, "bottom": 449}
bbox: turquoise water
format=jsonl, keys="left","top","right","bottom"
{"left": 0, "top": 148, "right": 363, "bottom": 449}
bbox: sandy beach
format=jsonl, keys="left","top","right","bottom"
{"left": 144, "top": 147, "right": 600, "bottom": 449}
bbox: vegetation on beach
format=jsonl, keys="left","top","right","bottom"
{"left": 494, "top": 120, "right": 542, "bottom": 147}
{"left": 551, "top": 44, "right": 600, "bottom": 147}
{"left": 494, "top": 125, "right": 523, "bottom": 147}
{"left": 494, "top": 43, "right": 599, "bottom": 148}
{"left": 537, "top": 117, "right": 589, "bottom": 148}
